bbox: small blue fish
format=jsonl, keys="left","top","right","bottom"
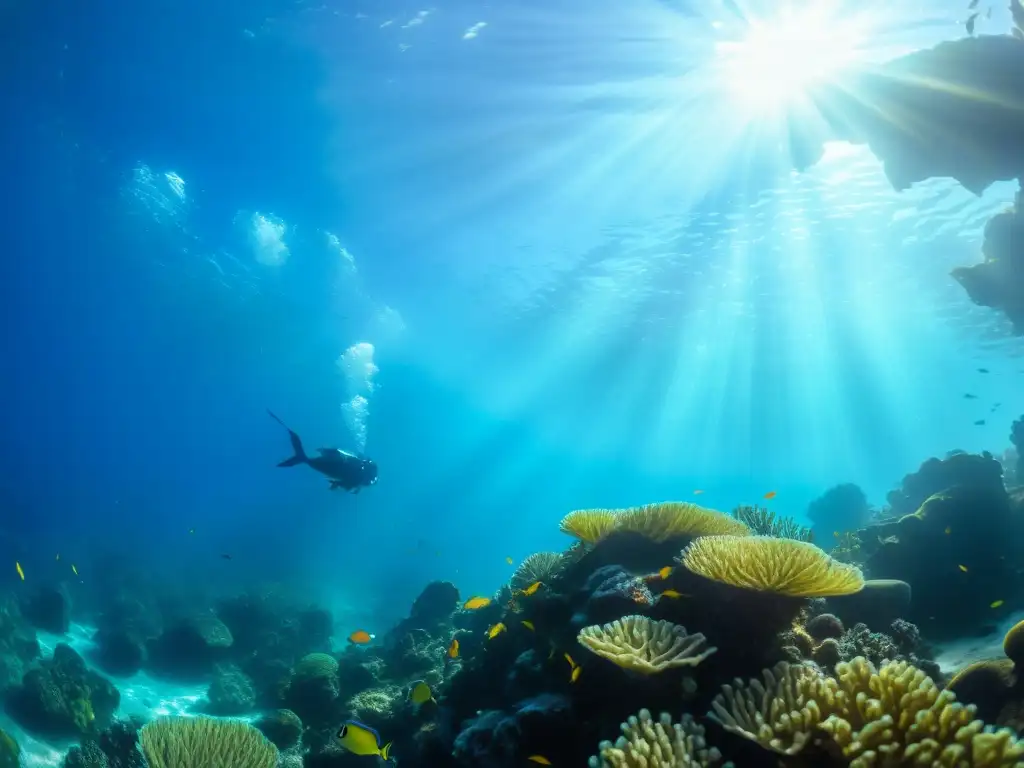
{"left": 337, "top": 720, "right": 392, "bottom": 761}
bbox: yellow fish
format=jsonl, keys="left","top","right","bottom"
{"left": 528, "top": 757, "right": 553, "bottom": 766}
{"left": 447, "top": 638, "right": 459, "bottom": 659}
{"left": 658, "top": 566, "right": 673, "bottom": 580}
{"left": 505, "top": 556, "right": 514, "bottom": 565}
{"left": 564, "top": 652, "right": 575, "bottom": 668}
{"left": 521, "top": 620, "right": 535, "bottom": 631}
{"left": 487, "top": 622, "right": 506, "bottom": 640}
{"left": 959, "top": 564, "right": 969, "bottom": 573}
{"left": 571, "top": 665, "right": 581, "bottom": 683}
{"left": 945, "top": 527, "right": 951, "bottom": 535}
{"left": 521, "top": 581, "right": 543, "bottom": 596}
{"left": 337, "top": 721, "right": 391, "bottom": 760}
{"left": 463, "top": 596, "right": 492, "bottom": 610}
{"left": 71, "top": 564, "right": 78, "bottom": 577}
{"left": 661, "top": 589, "right": 687, "bottom": 599}
{"left": 409, "top": 680, "right": 435, "bottom": 705}
{"left": 991, "top": 600, "right": 1005, "bottom": 609}
{"left": 15, "top": 562, "right": 24, "bottom": 581}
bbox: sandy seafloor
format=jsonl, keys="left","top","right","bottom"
{"left": 3, "top": 613, "right": 1021, "bottom": 766}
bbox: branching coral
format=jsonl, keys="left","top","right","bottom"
{"left": 511, "top": 552, "right": 564, "bottom": 592}
{"left": 560, "top": 509, "right": 620, "bottom": 544}
{"left": 577, "top": 616, "right": 716, "bottom": 674}
{"left": 589, "top": 710, "right": 723, "bottom": 768}
{"left": 680, "top": 535, "right": 865, "bottom": 597}
{"left": 710, "top": 657, "right": 1024, "bottom": 767}
{"left": 140, "top": 716, "right": 278, "bottom": 768}
{"left": 616, "top": 503, "right": 750, "bottom": 542}
{"left": 731, "top": 505, "right": 812, "bottom": 541}
{"left": 829, "top": 531, "right": 863, "bottom": 566}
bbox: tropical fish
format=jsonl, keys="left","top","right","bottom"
{"left": 966, "top": 11, "right": 979, "bottom": 34}
{"left": 55, "top": 554, "right": 60, "bottom": 561}
{"left": 463, "top": 596, "right": 492, "bottom": 610}
{"left": 571, "top": 665, "right": 581, "bottom": 683}
{"left": 409, "top": 680, "right": 435, "bottom": 705}
{"left": 188, "top": 528, "right": 195, "bottom": 535}
{"left": 959, "top": 564, "right": 969, "bottom": 573}
{"left": 505, "top": 556, "right": 514, "bottom": 565}
{"left": 71, "top": 564, "right": 78, "bottom": 576}
{"left": 528, "top": 757, "right": 553, "bottom": 765}
{"left": 564, "top": 653, "right": 575, "bottom": 668}
{"left": 336, "top": 721, "right": 392, "bottom": 760}
{"left": 763, "top": 491, "right": 777, "bottom": 500}
{"left": 974, "top": 420, "right": 986, "bottom": 426}
{"left": 693, "top": 489, "right": 704, "bottom": 495}
{"left": 15, "top": 562, "right": 24, "bottom": 581}
{"left": 661, "top": 589, "right": 687, "bottom": 599}
{"left": 268, "top": 410, "right": 379, "bottom": 493}
{"left": 221, "top": 554, "right": 232, "bottom": 560}
{"left": 521, "top": 620, "right": 535, "bottom": 631}
{"left": 658, "top": 566, "right": 673, "bottom": 580}
{"left": 945, "top": 527, "right": 951, "bottom": 535}
{"left": 520, "top": 581, "right": 543, "bottom": 597}
{"left": 991, "top": 600, "right": 1005, "bottom": 609}
{"left": 487, "top": 622, "right": 506, "bottom": 639}
{"left": 977, "top": 367, "right": 989, "bottom": 373}
{"left": 964, "top": 393, "right": 978, "bottom": 399}
{"left": 447, "top": 637, "right": 459, "bottom": 658}
{"left": 348, "top": 630, "right": 374, "bottom": 645}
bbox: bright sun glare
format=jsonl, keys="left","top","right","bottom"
{"left": 715, "top": 7, "right": 868, "bottom": 113}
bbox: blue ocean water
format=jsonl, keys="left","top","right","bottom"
{"left": 4, "top": 0, "right": 1024, "bottom": 762}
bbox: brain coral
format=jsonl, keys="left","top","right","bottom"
{"left": 578, "top": 615, "right": 716, "bottom": 675}
{"left": 616, "top": 503, "right": 750, "bottom": 542}
{"left": 588, "top": 709, "right": 723, "bottom": 768}
{"left": 140, "top": 716, "right": 278, "bottom": 768}
{"left": 680, "top": 535, "right": 864, "bottom": 597}
{"left": 711, "top": 657, "right": 1024, "bottom": 767}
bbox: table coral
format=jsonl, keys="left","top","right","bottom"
{"left": 680, "top": 535, "right": 864, "bottom": 598}
{"left": 578, "top": 616, "right": 716, "bottom": 675}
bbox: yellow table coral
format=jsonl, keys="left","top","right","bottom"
{"left": 680, "top": 534, "right": 864, "bottom": 597}
{"left": 577, "top": 615, "right": 716, "bottom": 675}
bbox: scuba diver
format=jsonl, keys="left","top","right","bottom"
{"left": 267, "top": 410, "right": 379, "bottom": 493}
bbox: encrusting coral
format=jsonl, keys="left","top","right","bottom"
{"left": 589, "top": 709, "right": 724, "bottom": 768}
{"left": 711, "top": 656, "right": 1024, "bottom": 767}
{"left": 139, "top": 716, "right": 278, "bottom": 768}
{"left": 680, "top": 535, "right": 865, "bottom": 597}
{"left": 578, "top": 616, "right": 717, "bottom": 675}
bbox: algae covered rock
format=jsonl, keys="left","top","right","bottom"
{"left": 8, "top": 643, "right": 120, "bottom": 738}
{"left": 204, "top": 663, "right": 257, "bottom": 715}
{"left": 0, "top": 728, "right": 19, "bottom": 768}
{"left": 255, "top": 708, "right": 303, "bottom": 750}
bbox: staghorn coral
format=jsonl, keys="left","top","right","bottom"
{"left": 511, "top": 552, "right": 564, "bottom": 593}
{"left": 560, "top": 509, "right": 621, "bottom": 544}
{"left": 711, "top": 656, "right": 1024, "bottom": 766}
{"left": 680, "top": 535, "right": 864, "bottom": 597}
{"left": 616, "top": 502, "right": 750, "bottom": 542}
{"left": 577, "top": 615, "right": 716, "bottom": 674}
{"left": 731, "top": 505, "right": 812, "bottom": 541}
{"left": 589, "top": 710, "right": 723, "bottom": 768}
{"left": 139, "top": 716, "right": 278, "bottom": 768}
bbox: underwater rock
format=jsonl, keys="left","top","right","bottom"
{"left": 255, "top": 708, "right": 303, "bottom": 750}
{"left": 884, "top": 451, "right": 1006, "bottom": 518}
{"left": 0, "top": 728, "right": 18, "bottom": 768}
{"left": 410, "top": 581, "right": 460, "bottom": 628}
{"left": 803, "top": 35, "right": 1024, "bottom": 194}
{"left": 7, "top": 643, "right": 120, "bottom": 739}
{"left": 452, "top": 694, "right": 575, "bottom": 768}
{"left": 94, "top": 717, "right": 146, "bottom": 768}
{"left": 806, "top": 483, "right": 870, "bottom": 540}
{"left": 146, "top": 613, "right": 233, "bottom": 678}
{"left": 837, "top": 621, "right": 940, "bottom": 680}
{"left": 571, "top": 566, "right": 652, "bottom": 631}
{"left": 204, "top": 663, "right": 257, "bottom": 715}
{"left": 828, "top": 579, "right": 911, "bottom": 630}
{"left": 92, "top": 628, "right": 146, "bottom": 677}
{"left": 63, "top": 741, "right": 107, "bottom": 768}
{"left": 335, "top": 653, "right": 377, "bottom": 698}
{"left": 0, "top": 597, "right": 39, "bottom": 692}
{"left": 22, "top": 585, "right": 71, "bottom": 635}
{"left": 947, "top": 618, "right": 1024, "bottom": 724}
{"left": 952, "top": 201, "right": 1024, "bottom": 334}
{"left": 284, "top": 652, "right": 341, "bottom": 729}
{"left": 805, "top": 613, "right": 844, "bottom": 642}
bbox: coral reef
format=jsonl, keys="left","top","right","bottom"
{"left": 589, "top": 710, "right": 723, "bottom": 768}
{"left": 577, "top": 616, "right": 716, "bottom": 675}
